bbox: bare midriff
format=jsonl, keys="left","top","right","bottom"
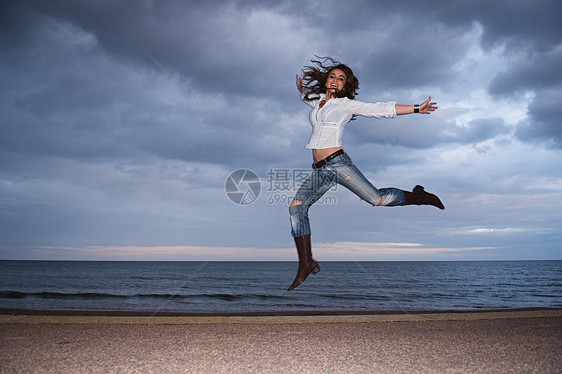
{"left": 313, "top": 146, "right": 343, "bottom": 163}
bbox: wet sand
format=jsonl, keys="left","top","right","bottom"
{"left": 1, "top": 309, "right": 561, "bottom": 373}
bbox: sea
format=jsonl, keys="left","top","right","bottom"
{"left": 0, "top": 260, "right": 560, "bottom": 314}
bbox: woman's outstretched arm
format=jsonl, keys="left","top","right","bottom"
{"left": 395, "top": 96, "right": 437, "bottom": 115}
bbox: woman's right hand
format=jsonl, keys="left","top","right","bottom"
{"left": 296, "top": 74, "right": 303, "bottom": 93}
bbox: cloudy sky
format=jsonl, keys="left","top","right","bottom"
{"left": 1, "top": 0, "right": 561, "bottom": 261}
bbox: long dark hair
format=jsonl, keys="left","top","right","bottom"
{"left": 300, "top": 56, "right": 359, "bottom": 101}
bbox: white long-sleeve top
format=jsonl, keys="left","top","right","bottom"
{"left": 302, "top": 93, "right": 396, "bottom": 149}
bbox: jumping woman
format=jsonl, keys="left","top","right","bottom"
{"left": 288, "top": 57, "right": 444, "bottom": 291}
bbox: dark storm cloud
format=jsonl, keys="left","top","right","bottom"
{"left": 21, "top": 0, "right": 299, "bottom": 97}
{"left": 488, "top": 45, "right": 562, "bottom": 96}
{"left": 428, "top": 0, "right": 562, "bottom": 149}
{"left": 1, "top": 0, "right": 311, "bottom": 173}
{"left": 516, "top": 89, "right": 562, "bottom": 148}
{"left": 489, "top": 47, "right": 562, "bottom": 148}
{"left": 2, "top": 0, "right": 561, "bottom": 162}
{"left": 347, "top": 116, "right": 509, "bottom": 150}
{"left": 2, "top": 2, "right": 252, "bottom": 166}
{"left": 432, "top": 0, "right": 562, "bottom": 50}
{"left": 3, "top": 1, "right": 473, "bottom": 98}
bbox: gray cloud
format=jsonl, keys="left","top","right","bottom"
{"left": 489, "top": 47, "right": 562, "bottom": 96}
{"left": 516, "top": 89, "right": 562, "bottom": 148}
{"left": 347, "top": 116, "right": 509, "bottom": 150}
{"left": 26, "top": 0, "right": 303, "bottom": 97}
{"left": 433, "top": 0, "right": 562, "bottom": 50}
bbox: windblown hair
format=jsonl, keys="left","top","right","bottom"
{"left": 300, "top": 56, "right": 359, "bottom": 101}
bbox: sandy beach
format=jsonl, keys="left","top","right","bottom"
{"left": 1, "top": 309, "right": 561, "bottom": 373}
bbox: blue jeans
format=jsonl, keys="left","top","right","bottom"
{"left": 289, "top": 152, "right": 405, "bottom": 238}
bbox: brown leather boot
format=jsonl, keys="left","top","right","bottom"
{"left": 287, "top": 234, "right": 320, "bottom": 291}
{"left": 403, "top": 185, "right": 445, "bottom": 210}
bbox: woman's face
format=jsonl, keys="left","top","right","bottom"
{"left": 325, "top": 68, "right": 347, "bottom": 93}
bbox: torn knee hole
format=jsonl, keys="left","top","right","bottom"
{"left": 345, "top": 175, "right": 351, "bottom": 180}
{"left": 289, "top": 200, "right": 303, "bottom": 208}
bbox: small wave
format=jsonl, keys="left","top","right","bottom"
{"left": 135, "top": 293, "right": 284, "bottom": 302}
{"left": 38, "top": 292, "right": 130, "bottom": 299}
{"left": 0, "top": 290, "right": 287, "bottom": 302}
{"left": 318, "top": 293, "right": 391, "bottom": 301}
{"left": 192, "top": 293, "right": 286, "bottom": 302}
{"left": 0, "top": 291, "right": 27, "bottom": 299}
{"left": 0, "top": 291, "right": 130, "bottom": 300}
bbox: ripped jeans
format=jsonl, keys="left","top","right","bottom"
{"left": 289, "top": 152, "right": 405, "bottom": 238}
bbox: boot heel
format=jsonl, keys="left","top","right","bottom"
{"left": 312, "top": 264, "right": 320, "bottom": 274}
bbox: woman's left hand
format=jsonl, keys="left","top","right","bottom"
{"left": 419, "top": 97, "right": 438, "bottom": 113}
